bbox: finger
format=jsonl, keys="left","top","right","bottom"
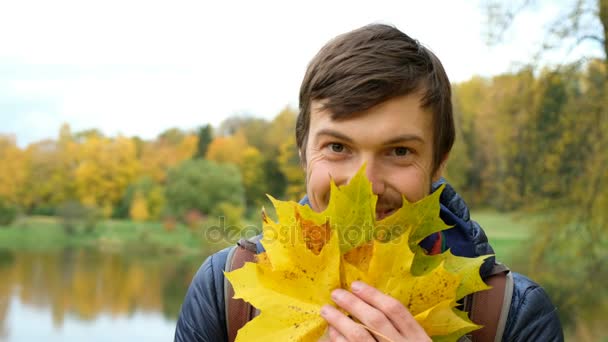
{"left": 318, "top": 334, "right": 330, "bottom": 342}
{"left": 350, "top": 281, "right": 427, "bottom": 337}
{"left": 331, "top": 288, "right": 401, "bottom": 339}
{"left": 321, "top": 304, "right": 375, "bottom": 342}
{"left": 328, "top": 326, "right": 348, "bottom": 342}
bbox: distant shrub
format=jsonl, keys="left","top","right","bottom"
{"left": 211, "top": 201, "right": 244, "bottom": 227}
{"left": 115, "top": 176, "right": 166, "bottom": 220}
{"left": 29, "top": 205, "right": 56, "bottom": 216}
{"left": 0, "top": 198, "right": 18, "bottom": 226}
{"left": 184, "top": 209, "right": 205, "bottom": 231}
{"left": 56, "top": 201, "right": 101, "bottom": 234}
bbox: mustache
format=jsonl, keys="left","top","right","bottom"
{"left": 375, "top": 195, "right": 403, "bottom": 210}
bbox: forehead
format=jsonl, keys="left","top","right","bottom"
{"left": 308, "top": 94, "right": 433, "bottom": 144}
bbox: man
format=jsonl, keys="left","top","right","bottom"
{"left": 175, "top": 24, "right": 563, "bottom": 341}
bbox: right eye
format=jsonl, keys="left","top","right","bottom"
{"left": 328, "top": 143, "right": 345, "bottom": 153}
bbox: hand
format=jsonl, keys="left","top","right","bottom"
{"left": 319, "top": 281, "right": 431, "bottom": 342}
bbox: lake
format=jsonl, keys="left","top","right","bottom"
{"left": 0, "top": 248, "right": 209, "bottom": 342}
{"left": 1, "top": 244, "right": 605, "bottom": 341}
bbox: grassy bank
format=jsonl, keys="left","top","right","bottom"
{"left": 1, "top": 211, "right": 534, "bottom": 257}
{"left": 0, "top": 216, "right": 239, "bottom": 255}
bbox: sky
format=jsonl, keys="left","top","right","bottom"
{"left": 0, "top": 0, "right": 601, "bottom": 147}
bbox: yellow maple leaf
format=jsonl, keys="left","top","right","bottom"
{"left": 342, "top": 232, "right": 487, "bottom": 338}
{"left": 225, "top": 166, "right": 491, "bottom": 341}
{"left": 225, "top": 219, "right": 341, "bottom": 341}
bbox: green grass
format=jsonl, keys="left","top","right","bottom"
{"left": 469, "top": 210, "right": 537, "bottom": 264}
{"left": 0, "top": 216, "right": 234, "bottom": 255}
{"left": 1, "top": 211, "right": 538, "bottom": 261}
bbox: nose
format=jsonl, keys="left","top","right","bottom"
{"left": 353, "top": 157, "right": 385, "bottom": 195}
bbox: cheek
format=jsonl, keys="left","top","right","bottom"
{"left": 305, "top": 159, "right": 333, "bottom": 212}
{"left": 392, "top": 168, "right": 431, "bottom": 203}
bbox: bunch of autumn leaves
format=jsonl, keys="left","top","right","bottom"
{"left": 225, "top": 168, "right": 491, "bottom": 342}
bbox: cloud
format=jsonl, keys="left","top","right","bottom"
{"left": 0, "top": 0, "right": 601, "bottom": 147}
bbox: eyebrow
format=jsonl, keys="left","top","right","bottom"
{"left": 315, "top": 129, "right": 425, "bottom": 145}
{"left": 315, "top": 129, "right": 354, "bottom": 144}
{"left": 382, "top": 134, "right": 425, "bottom": 145}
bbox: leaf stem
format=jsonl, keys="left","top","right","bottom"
{"left": 355, "top": 322, "right": 397, "bottom": 342}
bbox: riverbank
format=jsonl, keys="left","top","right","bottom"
{"left": 0, "top": 210, "right": 535, "bottom": 258}
{"left": 0, "top": 215, "right": 240, "bottom": 256}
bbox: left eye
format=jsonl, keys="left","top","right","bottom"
{"left": 392, "top": 147, "right": 410, "bottom": 156}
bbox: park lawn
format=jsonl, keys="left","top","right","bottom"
{"left": 468, "top": 210, "right": 537, "bottom": 264}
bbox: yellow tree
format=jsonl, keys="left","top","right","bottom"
{"left": 139, "top": 133, "right": 197, "bottom": 183}
{"left": 205, "top": 131, "right": 248, "bottom": 164}
{"left": 0, "top": 135, "right": 28, "bottom": 204}
{"left": 240, "top": 146, "right": 267, "bottom": 208}
{"left": 264, "top": 107, "right": 297, "bottom": 158}
{"left": 146, "top": 186, "right": 166, "bottom": 220}
{"left": 21, "top": 136, "right": 79, "bottom": 210}
{"left": 129, "top": 191, "right": 149, "bottom": 222}
{"left": 75, "top": 136, "right": 140, "bottom": 217}
{"left": 278, "top": 138, "right": 305, "bottom": 201}
{"left": 450, "top": 78, "right": 486, "bottom": 198}
{"left": 207, "top": 133, "right": 268, "bottom": 208}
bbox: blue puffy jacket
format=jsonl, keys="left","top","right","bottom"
{"left": 174, "top": 180, "right": 564, "bottom": 341}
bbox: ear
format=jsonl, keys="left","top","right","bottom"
{"left": 431, "top": 153, "right": 449, "bottom": 183}
{"left": 298, "top": 148, "right": 306, "bottom": 170}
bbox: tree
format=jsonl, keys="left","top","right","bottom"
{"left": 158, "top": 127, "right": 187, "bottom": 146}
{"left": 218, "top": 116, "right": 271, "bottom": 153}
{"left": 206, "top": 132, "right": 269, "bottom": 208}
{"left": 0, "top": 197, "right": 18, "bottom": 226}
{"left": 278, "top": 138, "right": 305, "bottom": 201}
{"left": 217, "top": 116, "right": 268, "bottom": 140}
{"left": 73, "top": 128, "right": 104, "bottom": 142}
{"left": 129, "top": 191, "right": 150, "bottom": 222}
{"left": 74, "top": 136, "right": 140, "bottom": 217}
{"left": 483, "top": 1, "right": 608, "bottom": 326}
{"left": 0, "top": 135, "right": 28, "bottom": 205}
{"left": 259, "top": 108, "right": 298, "bottom": 200}
{"left": 139, "top": 133, "right": 198, "bottom": 183}
{"left": 262, "top": 158, "right": 287, "bottom": 200}
{"left": 450, "top": 78, "right": 490, "bottom": 205}
{"left": 265, "top": 107, "right": 297, "bottom": 158}
{"left": 483, "top": 0, "right": 607, "bottom": 70}
{"left": 240, "top": 146, "right": 267, "bottom": 208}
{"left": 205, "top": 132, "right": 248, "bottom": 164}
{"left": 164, "top": 159, "right": 245, "bottom": 219}
{"left": 115, "top": 176, "right": 165, "bottom": 220}
{"left": 451, "top": 71, "right": 538, "bottom": 209}
{"left": 22, "top": 138, "right": 78, "bottom": 212}
{"left": 194, "top": 124, "right": 213, "bottom": 159}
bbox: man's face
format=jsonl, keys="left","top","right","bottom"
{"left": 302, "top": 93, "right": 446, "bottom": 220}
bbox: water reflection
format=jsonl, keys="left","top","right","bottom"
{"left": 0, "top": 248, "right": 205, "bottom": 341}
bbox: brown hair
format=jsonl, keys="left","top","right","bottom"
{"left": 296, "top": 23, "right": 454, "bottom": 173}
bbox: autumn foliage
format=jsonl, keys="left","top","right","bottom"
{"left": 225, "top": 168, "right": 490, "bottom": 341}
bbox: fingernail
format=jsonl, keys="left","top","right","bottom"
{"left": 331, "top": 289, "right": 342, "bottom": 301}
{"left": 351, "top": 281, "right": 364, "bottom": 292}
{"left": 320, "top": 305, "right": 329, "bottom": 316}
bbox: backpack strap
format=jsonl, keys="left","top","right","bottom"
{"left": 224, "top": 237, "right": 259, "bottom": 342}
{"left": 468, "top": 263, "right": 513, "bottom": 342}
